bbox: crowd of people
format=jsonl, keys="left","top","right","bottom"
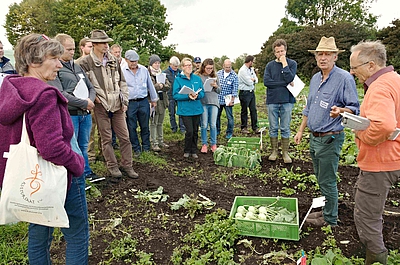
{"left": 0, "top": 31, "right": 399, "bottom": 265}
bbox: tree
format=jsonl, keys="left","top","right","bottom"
{"left": 286, "top": 0, "right": 377, "bottom": 28}
{"left": 377, "top": 19, "right": 400, "bottom": 71}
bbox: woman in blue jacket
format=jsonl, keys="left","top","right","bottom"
{"left": 173, "top": 57, "right": 204, "bottom": 158}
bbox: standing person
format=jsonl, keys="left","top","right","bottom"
{"left": 0, "top": 33, "right": 87, "bottom": 265}
{"left": 196, "top": 58, "right": 221, "bottom": 153}
{"left": 148, "top": 54, "right": 171, "bottom": 151}
{"left": 238, "top": 55, "right": 259, "bottom": 134}
{"left": 49, "top": 33, "right": 104, "bottom": 183}
{"left": 173, "top": 57, "right": 205, "bottom": 158}
{"left": 0, "top": 40, "right": 17, "bottom": 74}
{"left": 75, "top": 37, "right": 92, "bottom": 63}
{"left": 294, "top": 36, "right": 360, "bottom": 226}
{"left": 193, "top": 56, "right": 202, "bottom": 73}
{"left": 122, "top": 50, "right": 158, "bottom": 157}
{"left": 217, "top": 59, "right": 238, "bottom": 140}
{"left": 164, "top": 56, "right": 185, "bottom": 133}
{"left": 264, "top": 39, "right": 297, "bottom": 163}
{"left": 77, "top": 30, "right": 138, "bottom": 181}
{"left": 350, "top": 40, "right": 400, "bottom": 265}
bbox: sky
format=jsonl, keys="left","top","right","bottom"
{"left": 1, "top": 0, "right": 398, "bottom": 60}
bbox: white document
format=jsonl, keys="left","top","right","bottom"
{"left": 203, "top": 78, "right": 216, "bottom": 92}
{"left": 178, "top": 85, "right": 201, "bottom": 95}
{"left": 0, "top": 73, "right": 9, "bottom": 87}
{"left": 73, "top": 78, "right": 89, "bottom": 99}
{"left": 341, "top": 112, "right": 370, "bottom": 131}
{"left": 286, "top": 75, "right": 305, "bottom": 97}
{"left": 156, "top": 73, "right": 166, "bottom": 84}
{"left": 224, "top": 94, "right": 240, "bottom": 105}
{"left": 388, "top": 128, "right": 400, "bottom": 140}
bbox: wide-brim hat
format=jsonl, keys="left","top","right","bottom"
{"left": 87, "top": 30, "right": 113, "bottom": 43}
{"left": 308, "top": 36, "right": 345, "bottom": 53}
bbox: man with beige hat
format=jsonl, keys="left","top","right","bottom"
{"left": 77, "top": 29, "right": 139, "bottom": 182}
{"left": 294, "top": 36, "right": 360, "bottom": 226}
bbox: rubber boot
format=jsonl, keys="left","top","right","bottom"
{"left": 268, "top": 137, "right": 278, "bottom": 161}
{"left": 365, "top": 249, "right": 388, "bottom": 265}
{"left": 281, "top": 138, "right": 292, "bottom": 164}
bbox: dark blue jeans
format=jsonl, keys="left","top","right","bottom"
{"left": 71, "top": 114, "right": 92, "bottom": 176}
{"left": 309, "top": 132, "right": 344, "bottom": 225}
{"left": 127, "top": 99, "right": 151, "bottom": 152}
{"left": 239, "top": 90, "right": 258, "bottom": 131}
{"left": 217, "top": 104, "right": 234, "bottom": 136}
{"left": 28, "top": 175, "right": 89, "bottom": 264}
{"left": 181, "top": 115, "right": 201, "bottom": 154}
{"left": 168, "top": 99, "right": 185, "bottom": 132}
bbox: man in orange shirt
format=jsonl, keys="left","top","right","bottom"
{"left": 350, "top": 40, "right": 400, "bottom": 265}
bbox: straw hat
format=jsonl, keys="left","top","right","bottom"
{"left": 308, "top": 36, "right": 345, "bottom": 53}
{"left": 87, "top": 30, "right": 113, "bottom": 43}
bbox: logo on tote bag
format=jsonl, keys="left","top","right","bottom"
{"left": 20, "top": 163, "right": 44, "bottom": 204}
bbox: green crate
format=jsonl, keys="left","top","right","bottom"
{"left": 258, "top": 118, "right": 269, "bottom": 128}
{"left": 227, "top": 137, "right": 261, "bottom": 151}
{"left": 213, "top": 146, "right": 260, "bottom": 169}
{"left": 229, "top": 196, "right": 299, "bottom": 241}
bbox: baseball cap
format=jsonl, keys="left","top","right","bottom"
{"left": 194, "top": 57, "right": 201, "bottom": 63}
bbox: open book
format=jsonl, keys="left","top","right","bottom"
{"left": 341, "top": 112, "right": 400, "bottom": 140}
{"left": 178, "top": 85, "right": 202, "bottom": 95}
{"left": 203, "top": 78, "right": 216, "bottom": 92}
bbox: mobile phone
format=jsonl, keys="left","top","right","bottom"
{"left": 325, "top": 135, "right": 335, "bottom": 144}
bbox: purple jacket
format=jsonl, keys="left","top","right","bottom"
{"left": 0, "top": 75, "right": 84, "bottom": 188}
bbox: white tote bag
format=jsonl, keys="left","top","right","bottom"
{"left": 0, "top": 114, "right": 69, "bottom": 228}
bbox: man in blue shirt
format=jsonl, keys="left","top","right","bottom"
{"left": 123, "top": 50, "right": 158, "bottom": 157}
{"left": 216, "top": 59, "right": 238, "bottom": 139}
{"left": 294, "top": 36, "right": 360, "bottom": 226}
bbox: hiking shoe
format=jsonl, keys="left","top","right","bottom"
{"left": 160, "top": 143, "right": 169, "bottom": 148}
{"left": 152, "top": 145, "right": 161, "bottom": 152}
{"left": 201, "top": 144, "right": 208, "bottom": 153}
{"left": 86, "top": 173, "right": 105, "bottom": 183}
{"left": 211, "top": 145, "right": 217, "bottom": 152}
{"left": 241, "top": 128, "right": 250, "bottom": 134}
{"left": 307, "top": 211, "right": 323, "bottom": 220}
{"left": 254, "top": 128, "right": 261, "bottom": 134}
{"left": 134, "top": 151, "right": 141, "bottom": 158}
{"left": 121, "top": 167, "right": 139, "bottom": 179}
{"left": 184, "top": 153, "right": 190, "bottom": 158}
{"left": 109, "top": 167, "right": 123, "bottom": 178}
{"left": 192, "top": 153, "right": 198, "bottom": 159}
{"left": 226, "top": 133, "right": 232, "bottom": 139}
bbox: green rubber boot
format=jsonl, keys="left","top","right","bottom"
{"left": 268, "top": 137, "right": 278, "bottom": 161}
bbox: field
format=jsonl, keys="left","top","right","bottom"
{"left": 1, "top": 84, "right": 400, "bottom": 264}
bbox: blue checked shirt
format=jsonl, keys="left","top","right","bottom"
{"left": 217, "top": 69, "right": 239, "bottom": 105}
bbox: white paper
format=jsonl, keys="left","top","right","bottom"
{"left": 203, "top": 78, "right": 216, "bottom": 92}
{"left": 0, "top": 73, "right": 9, "bottom": 87}
{"left": 224, "top": 94, "right": 240, "bottom": 105}
{"left": 178, "top": 85, "right": 201, "bottom": 95}
{"left": 341, "top": 112, "right": 370, "bottom": 131}
{"left": 156, "top": 73, "right": 166, "bottom": 84}
{"left": 388, "top": 128, "right": 400, "bottom": 140}
{"left": 287, "top": 75, "right": 305, "bottom": 97}
{"left": 73, "top": 78, "right": 89, "bottom": 99}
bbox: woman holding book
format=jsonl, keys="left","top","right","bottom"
{"left": 195, "top": 58, "right": 221, "bottom": 153}
{"left": 173, "top": 57, "right": 204, "bottom": 158}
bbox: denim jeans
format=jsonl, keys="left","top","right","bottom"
{"left": 217, "top": 104, "right": 234, "bottom": 136}
{"left": 127, "top": 99, "right": 151, "bottom": 152}
{"left": 181, "top": 115, "right": 201, "bottom": 154}
{"left": 168, "top": 99, "right": 185, "bottom": 132}
{"left": 309, "top": 132, "right": 344, "bottom": 225}
{"left": 201, "top": 104, "right": 218, "bottom": 145}
{"left": 267, "top": 103, "right": 294, "bottom": 138}
{"left": 239, "top": 90, "right": 258, "bottom": 130}
{"left": 71, "top": 114, "right": 92, "bottom": 176}
{"left": 28, "top": 174, "right": 89, "bottom": 265}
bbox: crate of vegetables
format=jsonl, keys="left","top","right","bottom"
{"left": 229, "top": 196, "right": 299, "bottom": 241}
{"left": 213, "top": 146, "right": 261, "bottom": 169}
{"left": 227, "top": 137, "right": 261, "bottom": 151}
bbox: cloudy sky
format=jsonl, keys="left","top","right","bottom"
{"left": 1, "top": 0, "right": 398, "bottom": 60}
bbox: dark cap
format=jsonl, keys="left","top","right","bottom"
{"left": 194, "top": 57, "right": 201, "bottom": 63}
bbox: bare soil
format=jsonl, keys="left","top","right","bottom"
{"left": 52, "top": 137, "right": 400, "bottom": 264}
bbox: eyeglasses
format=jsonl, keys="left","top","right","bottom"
{"left": 183, "top": 64, "right": 192, "bottom": 67}
{"left": 350, "top": 61, "right": 370, "bottom": 70}
{"left": 205, "top": 67, "right": 214, "bottom": 70}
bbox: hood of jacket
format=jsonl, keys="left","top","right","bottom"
{"left": 0, "top": 75, "right": 68, "bottom": 125}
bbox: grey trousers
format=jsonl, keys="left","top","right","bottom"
{"left": 354, "top": 170, "right": 400, "bottom": 253}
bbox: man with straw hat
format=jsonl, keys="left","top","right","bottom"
{"left": 294, "top": 36, "right": 360, "bottom": 226}
{"left": 77, "top": 30, "right": 139, "bottom": 182}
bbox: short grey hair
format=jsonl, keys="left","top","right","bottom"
{"left": 350, "top": 40, "right": 387, "bottom": 68}
{"left": 14, "top": 34, "right": 64, "bottom": 76}
{"left": 169, "top": 56, "right": 180, "bottom": 66}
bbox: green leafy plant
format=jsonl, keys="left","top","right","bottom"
{"left": 170, "top": 193, "right": 216, "bottom": 218}
{"left": 132, "top": 186, "right": 169, "bottom": 203}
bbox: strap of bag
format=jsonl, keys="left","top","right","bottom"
{"left": 21, "top": 113, "right": 30, "bottom": 145}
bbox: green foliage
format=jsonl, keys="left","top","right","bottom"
{"left": 377, "top": 19, "right": 400, "bottom": 71}
{"left": 133, "top": 186, "right": 169, "bottom": 203}
{"left": 170, "top": 194, "right": 216, "bottom": 219}
{"left": 0, "top": 222, "right": 29, "bottom": 265}
{"left": 106, "top": 235, "right": 155, "bottom": 264}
